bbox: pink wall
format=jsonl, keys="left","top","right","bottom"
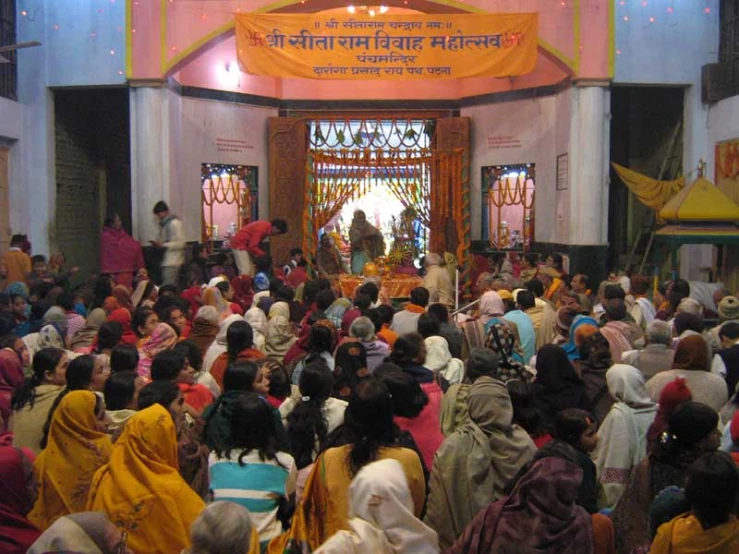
{"left": 204, "top": 198, "right": 240, "bottom": 239}
{"left": 130, "top": 0, "right": 609, "bottom": 99}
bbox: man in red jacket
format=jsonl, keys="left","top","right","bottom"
{"left": 230, "top": 218, "right": 288, "bottom": 276}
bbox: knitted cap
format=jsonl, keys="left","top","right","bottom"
{"left": 719, "top": 295, "right": 739, "bottom": 322}
{"left": 658, "top": 378, "right": 692, "bottom": 419}
{"left": 731, "top": 410, "right": 739, "bottom": 444}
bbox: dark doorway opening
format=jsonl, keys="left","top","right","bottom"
{"left": 54, "top": 88, "right": 130, "bottom": 277}
{"left": 608, "top": 86, "right": 684, "bottom": 273}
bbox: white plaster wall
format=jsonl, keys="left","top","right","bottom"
{"left": 0, "top": 97, "right": 24, "bottom": 246}
{"left": 568, "top": 86, "right": 610, "bottom": 246}
{"left": 0, "top": 97, "right": 22, "bottom": 141}
{"left": 14, "top": 0, "right": 127, "bottom": 256}
{"left": 554, "top": 88, "right": 572, "bottom": 243}
{"left": 707, "top": 95, "right": 739, "bottom": 162}
{"left": 130, "top": 87, "right": 172, "bottom": 244}
{"left": 175, "top": 97, "right": 277, "bottom": 241}
{"left": 15, "top": 37, "right": 54, "bottom": 256}
{"left": 685, "top": 94, "right": 739, "bottom": 283}
{"left": 43, "top": 0, "right": 127, "bottom": 87}
{"left": 614, "top": 0, "right": 718, "bottom": 184}
{"left": 462, "top": 87, "right": 571, "bottom": 244}
{"left": 614, "top": 0, "right": 719, "bottom": 280}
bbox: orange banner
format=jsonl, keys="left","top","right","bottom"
{"left": 235, "top": 13, "right": 537, "bottom": 80}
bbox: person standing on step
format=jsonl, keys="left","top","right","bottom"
{"left": 230, "top": 218, "right": 288, "bottom": 277}
{"left": 152, "top": 201, "right": 185, "bottom": 287}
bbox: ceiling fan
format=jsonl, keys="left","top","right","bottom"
{"left": 0, "top": 41, "right": 42, "bottom": 64}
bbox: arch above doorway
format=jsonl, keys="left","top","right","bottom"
{"left": 128, "top": 0, "right": 593, "bottom": 99}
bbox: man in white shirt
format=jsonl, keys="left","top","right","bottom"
{"left": 390, "top": 287, "right": 429, "bottom": 336}
{"left": 622, "top": 320, "right": 674, "bottom": 380}
{"left": 152, "top": 201, "right": 185, "bottom": 286}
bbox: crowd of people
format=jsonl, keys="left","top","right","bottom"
{"left": 1, "top": 234, "right": 739, "bottom": 554}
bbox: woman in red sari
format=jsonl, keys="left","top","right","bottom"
{"left": 100, "top": 214, "right": 145, "bottom": 289}
{"left": 0, "top": 445, "right": 40, "bottom": 553}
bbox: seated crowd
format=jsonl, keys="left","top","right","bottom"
{"left": 1, "top": 247, "right": 739, "bottom": 554}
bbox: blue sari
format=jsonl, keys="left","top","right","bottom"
{"left": 562, "top": 315, "right": 599, "bottom": 361}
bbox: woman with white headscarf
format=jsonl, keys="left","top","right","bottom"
{"left": 314, "top": 458, "right": 439, "bottom": 554}
{"left": 424, "top": 336, "right": 464, "bottom": 385}
{"left": 593, "top": 364, "right": 657, "bottom": 509}
{"left": 265, "top": 302, "right": 296, "bottom": 362}
{"left": 202, "top": 314, "right": 245, "bottom": 373}
{"left": 460, "top": 291, "right": 508, "bottom": 359}
{"left": 245, "top": 307, "right": 267, "bottom": 353}
{"left": 478, "top": 291, "right": 505, "bottom": 328}
{"left": 25, "top": 324, "right": 78, "bottom": 366}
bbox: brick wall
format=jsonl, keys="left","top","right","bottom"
{"left": 54, "top": 89, "right": 130, "bottom": 279}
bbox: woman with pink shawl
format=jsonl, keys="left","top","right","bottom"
{"left": 99, "top": 214, "right": 145, "bottom": 289}
{"left": 137, "top": 322, "right": 178, "bottom": 378}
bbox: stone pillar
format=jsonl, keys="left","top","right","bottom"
{"left": 15, "top": 10, "right": 54, "bottom": 256}
{"left": 130, "top": 86, "right": 171, "bottom": 243}
{"left": 680, "top": 84, "right": 714, "bottom": 280}
{"left": 566, "top": 83, "right": 611, "bottom": 282}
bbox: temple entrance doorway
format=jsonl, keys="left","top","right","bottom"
{"left": 268, "top": 115, "right": 472, "bottom": 296}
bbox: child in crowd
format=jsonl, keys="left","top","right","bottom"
{"left": 209, "top": 393, "right": 297, "bottom": 550}
{"left": 4, "top": 234, "right": 32, "bottom": 284}
{"left": 253, "top": 255, "right": 273, "bottom": 293}
{"left": 554, "top": 408, "right": 600, "bottom": 514}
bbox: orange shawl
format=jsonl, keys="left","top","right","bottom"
{"left": 649, "top": 514, "right": 739, "bottom": 554}
{"left": 28, "top": 391, "right": 112, "bottom": 531}
{"left": 87, "top": 404, "right": 205, "bottom": 554}
{"left": 210, "top": 348, "right": 266, "bottom": 390}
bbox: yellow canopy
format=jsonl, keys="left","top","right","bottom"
{"left": 611, "top": 163, "right": 683, "bottom": 223}
{"left": 658, "top": 177, "right": 739, "bottom": 222}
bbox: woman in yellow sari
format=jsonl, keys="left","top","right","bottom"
{"left": 268, "top": 378, "right": 425, "bottom": 553}
{"left": 28, "top": 390, "right": 112, "bottom": 531}
{"left": 86, "top": 403, "right": 205, "bottom": 554}
{"left": 650, "top": 452, "right": 739, "bottom": 554}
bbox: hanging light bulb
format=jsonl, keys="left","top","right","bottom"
{"left": 379, "top": 5, "right": 389, "bottom": 13}
{"left": 347, "top": 5, "right": 356, "bottom": 13}
{"left": 368, "top": 8, "right": 376, "bottom": 16}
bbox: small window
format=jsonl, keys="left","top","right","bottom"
{"left": 0, "top": 2, "right": 17, "bottom": 101}
{"left": 481, "top": 164, "right": 535, "bottom": 251}
{"left": 201, "top": 163, "right": 258, "bottom": 248}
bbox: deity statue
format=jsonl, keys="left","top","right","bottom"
{"left": 349, "top": 210, "right": 384, "bottom": 274}
{"left": 390, "top": 207, "right": 421, "bottom": 260}
{"left": 510, "top": 230, "right": 523, "bottom": 250}
{"left": 492, "top": 221, "right": 511, "bottom": 249}
{"left": 328, "top": 222, "right": 347, "bottom": 252}
{"left": 524, "top": 213, "right": 534, "bottom": 249}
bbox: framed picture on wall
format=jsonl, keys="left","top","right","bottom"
{"left": 556, "top": 153, "right": 568, "bottom": 191}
